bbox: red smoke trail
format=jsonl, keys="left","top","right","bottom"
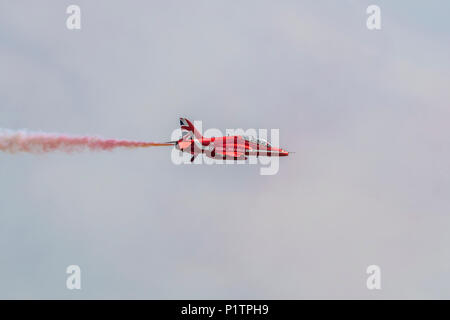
{"left": 0, "top": 129, "right": 172, "bottom": 154}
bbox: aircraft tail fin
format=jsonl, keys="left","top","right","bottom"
{"left": 179, "top": 118, "right": 203, "bottom": 140}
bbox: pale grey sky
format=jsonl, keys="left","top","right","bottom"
{"left": 0, "top": 0, "right": 449, "bottom": 299}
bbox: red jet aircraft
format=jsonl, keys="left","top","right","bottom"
{"left": 163, "top": 118, "right": 290, "bottom": 162}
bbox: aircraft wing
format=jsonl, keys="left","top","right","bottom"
{"left": 214, "top": 149, "right": 247, "bottom": 160}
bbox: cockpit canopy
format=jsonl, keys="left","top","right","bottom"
{"left": 242, "top": 135, "right": 272, "bottom": 147}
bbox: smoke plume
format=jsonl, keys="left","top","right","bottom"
{"left": 0, "top": 129, "right": 172, "bottom": 154}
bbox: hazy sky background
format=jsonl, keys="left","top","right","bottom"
{"left": 0, "top": 0, "right": 449, "bottom": 299}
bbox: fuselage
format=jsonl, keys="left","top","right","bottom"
{"left": 176, "top": 135, "right": 289, "bottom": 160}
